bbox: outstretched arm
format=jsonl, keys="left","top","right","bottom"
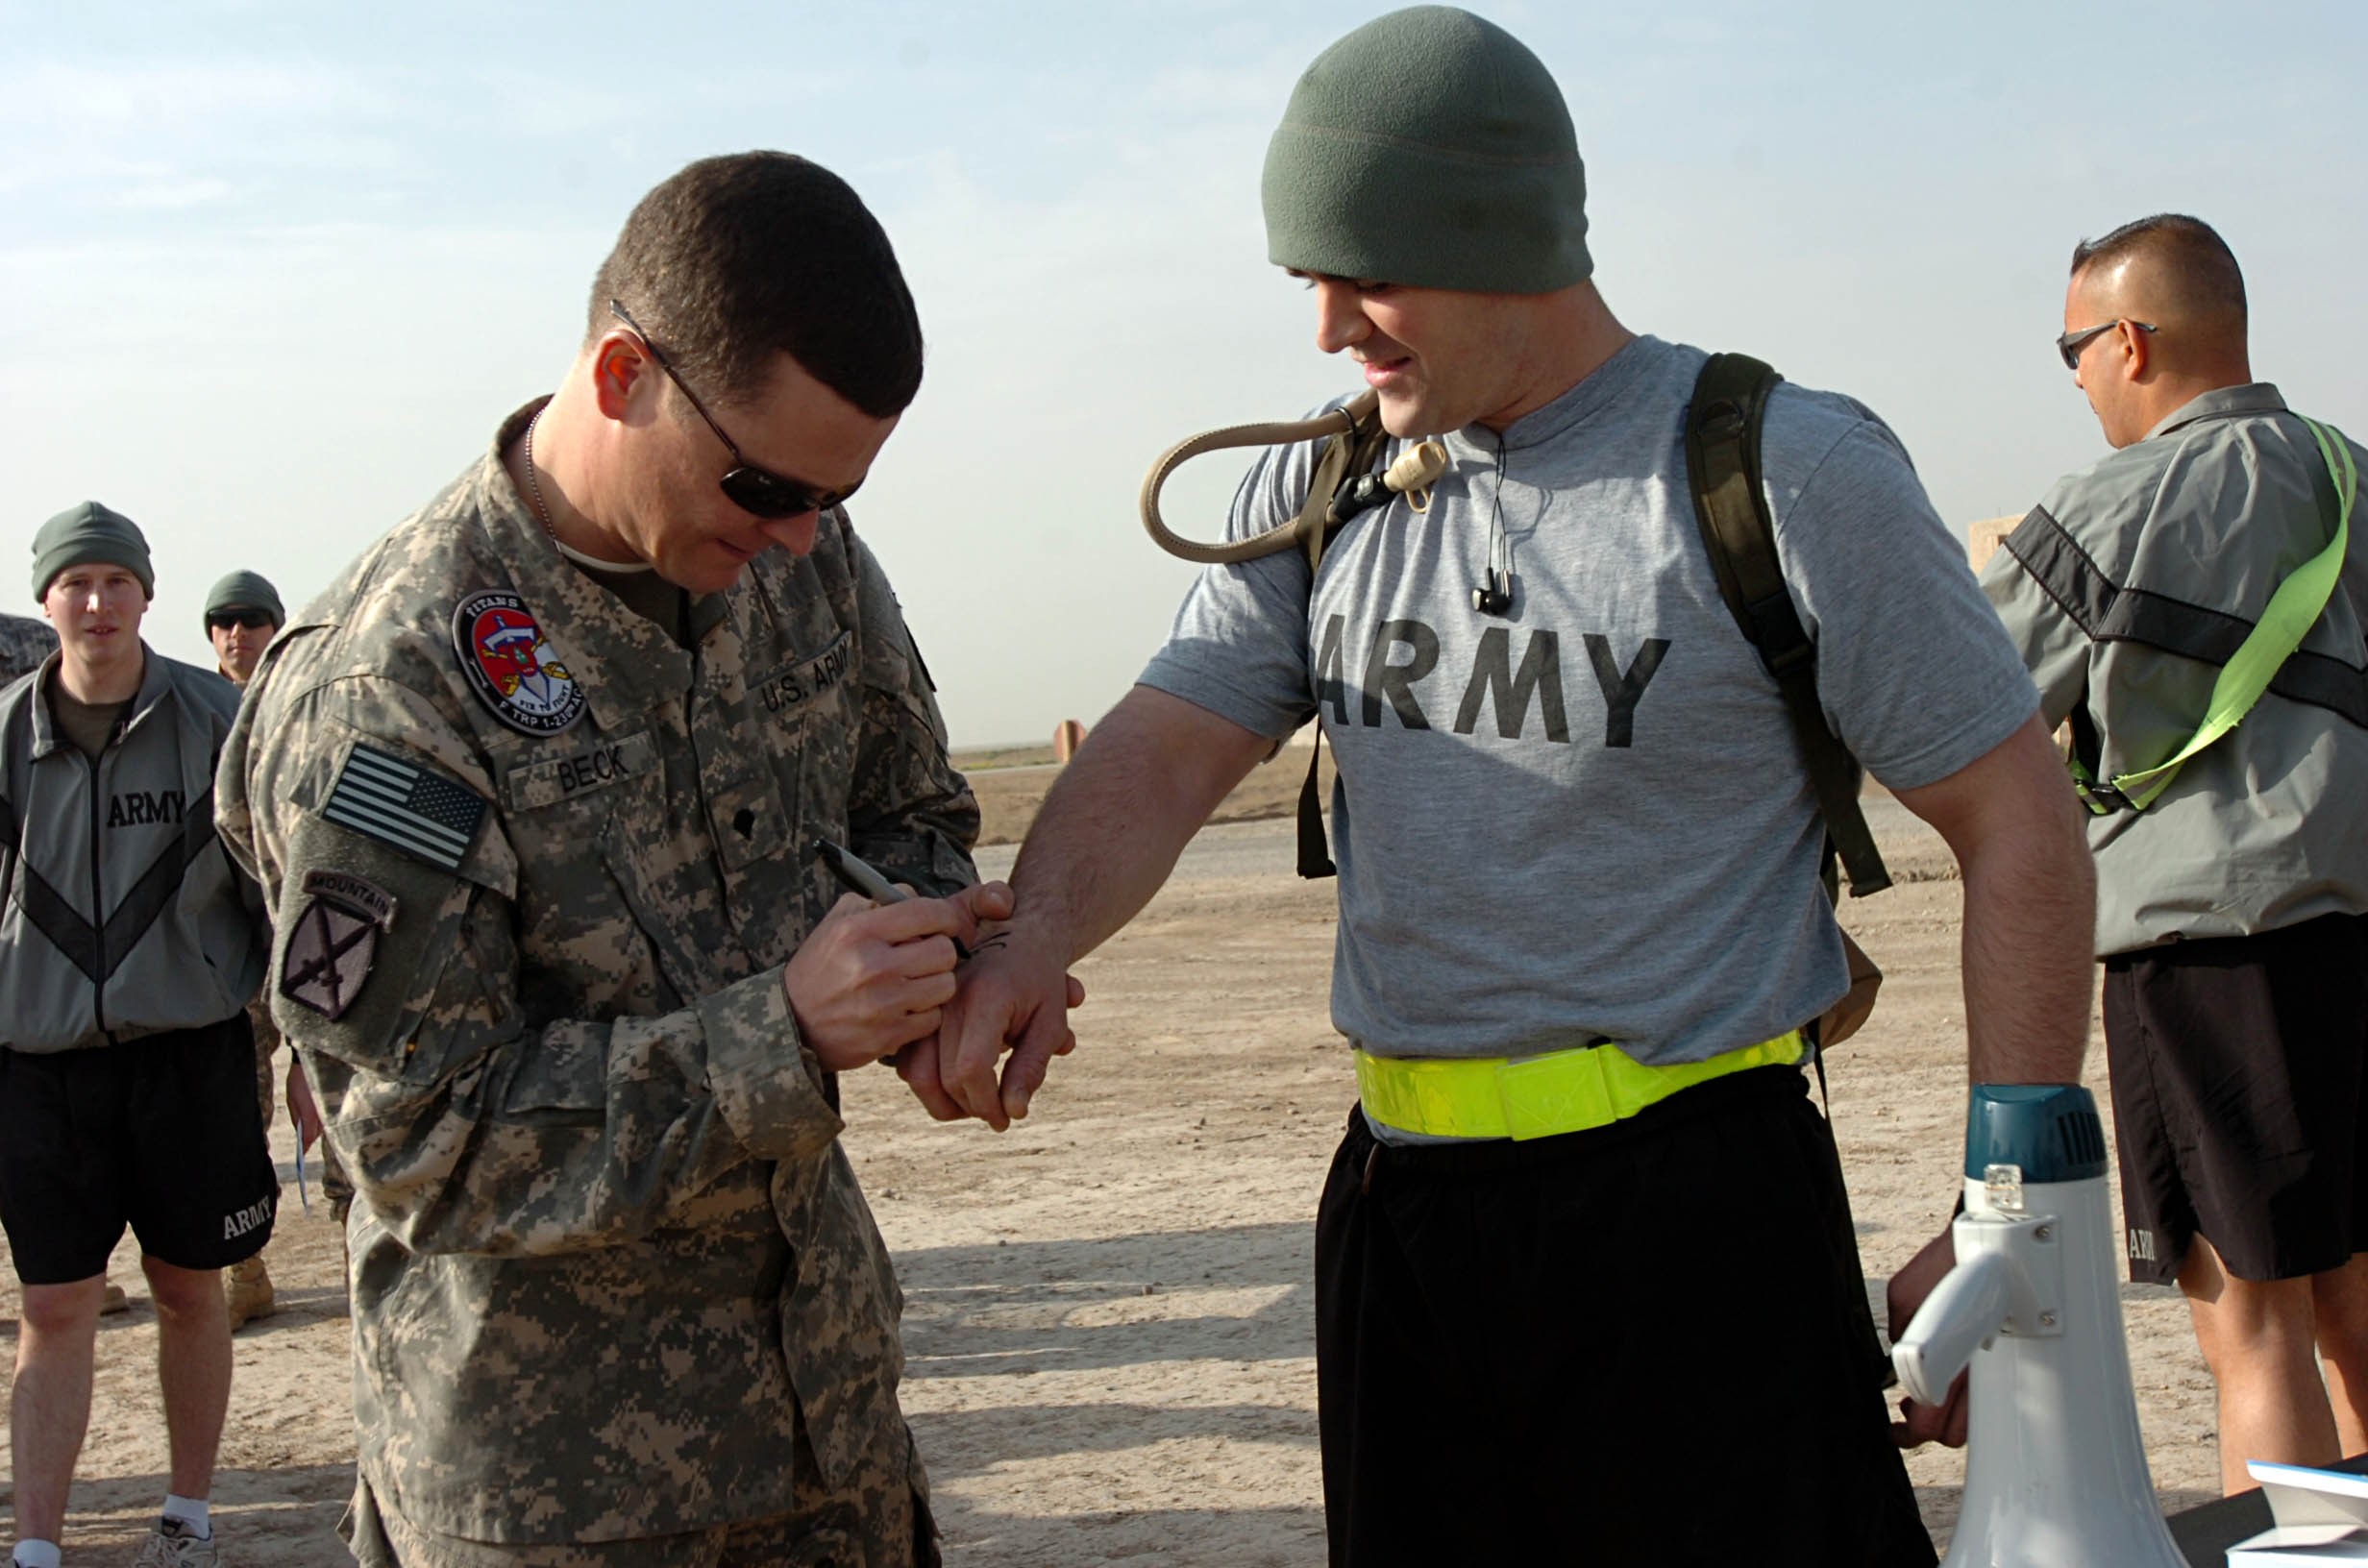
{"left": 902, "top": 685, "right": 1277, "bottom": 1128}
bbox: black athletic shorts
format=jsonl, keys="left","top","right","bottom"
{"left": 2104, "top": 912, "right": 2368, "bottom": 1286}
{"left": 0, "top": 1013, "right": 279, "bottom": 1285}
{"left": 1316, "top": 1065, "right": 1935, "bottom": 1568}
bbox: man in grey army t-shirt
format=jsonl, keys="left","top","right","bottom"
{"left": 914, "top": 9, "right": 2094, "bottom": 1565}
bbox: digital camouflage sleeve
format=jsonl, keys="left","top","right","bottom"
{"left": 0, "top": 613, "right": 56, "bottom": 688}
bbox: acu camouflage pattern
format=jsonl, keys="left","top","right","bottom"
{"left": 344, "top": 1425, "right": 938, "bottom": 1567}
{"left": 0, "top": 612, "right": 56, "bottom": 689}
{"left": 214, "top": 400, "right": 976, "bottom": 1549}
{"left": 222, "top": 669, "right": 289, "bottom": 1130}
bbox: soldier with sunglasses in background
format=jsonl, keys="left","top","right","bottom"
{"left": 214, "top": 153, "right": 1024, "bottom": 1566}
{"left": 202, "top": 573, "right": 332, "bottom": 1333}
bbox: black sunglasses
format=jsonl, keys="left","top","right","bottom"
{"left": 2056, "top": 318, "right": 2157, "bottom": 371}
{"left": 607, "top": 300, "right": 860, "bottom": 521}
{"left": 207, "top": 608, "right": 276, "bottom": 630}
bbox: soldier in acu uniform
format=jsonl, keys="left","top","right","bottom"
{"left": 216, "top": 153, "right": 1028, "bottom": 1566}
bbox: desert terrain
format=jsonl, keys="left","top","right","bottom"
{"left": 0, "top": 749, "right": 2222, "bottom": 1563}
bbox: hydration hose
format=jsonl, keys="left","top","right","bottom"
{"left": 1138, "top": 389, "right": 1451, "bottom": 571}
{"left": 1134, "top": 388, "right": 1453, "bottom": 881}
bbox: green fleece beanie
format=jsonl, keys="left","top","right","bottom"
{"left": 204, "top": 570, "right": 284, "bottom": 628}
{"left": 1262, "top": 6, "right": 1591, "bottom": 294}
{"left": 31, "top": 501, "right": 154, "bottom": 601}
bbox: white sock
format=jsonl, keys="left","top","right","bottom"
{"left": 12, "top": 1540, "right": 62, "bottom": 1568}
{"left": 161, "top": 1494, "right": 211, "bottom": 1539}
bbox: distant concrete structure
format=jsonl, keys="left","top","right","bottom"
{"left": 1967, "top": 515, "right": 2021, "bottom": 574}
{"left": 1053, "top": 719, "right": 1087, "bottom": 763}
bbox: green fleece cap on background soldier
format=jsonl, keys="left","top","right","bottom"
{"left": 1262, "top": 6, "right": 1591, "bottom": 294}
{"left": 205, "top": 570, "right": 285, "bottom": 628}
{"left": 32, "top": 501, "right": 154, "bottom": 601}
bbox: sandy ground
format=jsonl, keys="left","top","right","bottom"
{"left": 0, "top": 774, "right": 2225, "bottom": 1563}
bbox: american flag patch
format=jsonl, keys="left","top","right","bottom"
{"left": 323, "top": 746, "right": 488, "bottom": 872}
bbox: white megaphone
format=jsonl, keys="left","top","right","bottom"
{"left": 1891, "top": 1084, "right": 2185, "bottom": 1567}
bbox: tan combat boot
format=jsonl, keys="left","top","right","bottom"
{"left": 224, "top": 1253, "right": 277, "bottom": 1329}
{"left": 102, "top": 1277, "right": 131, "bottom": 1314}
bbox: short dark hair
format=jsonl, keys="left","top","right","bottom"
{"left": 2070, "top": 213, "right": 2247, "bottom": 331}
{"left": 590, "top": 152, "right": 924, "bottom": 418}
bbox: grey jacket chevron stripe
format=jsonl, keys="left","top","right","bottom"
{"left": 0, "top": 648, "right": 265, "bottom": 1052}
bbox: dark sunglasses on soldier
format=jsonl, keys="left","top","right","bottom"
{"left": 2056, "top": 318, "right": 2157, "bottom": 371}
{"left": 607, "top": 300, "right": 861, "bottom": 521}
{"left": 207, "top": 608, "right": 276, "bottom": 630}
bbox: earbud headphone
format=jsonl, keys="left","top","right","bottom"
{"left": 1471, "top": 432, "right": 1515, "bottom": 616}
{"left": 1471, "top": 569, "right": 1512, "bottom": 616}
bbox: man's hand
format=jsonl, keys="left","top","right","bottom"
{"left": 886, "top": 686, "right": 1271, "bottom": 1128}
{"left": 285, "top": 1055, "right": 324, "bottom": 1154}
{"left": 898, "top": 921, "right": 1084, "bottom": 1129}
{"left": 1887, "top": 1222, "right": 1970, "bottom": 1448}
{"left": 785, "top": 882, "right": 1012, "bottom": 1072}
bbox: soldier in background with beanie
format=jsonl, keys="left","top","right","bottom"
{"left": 4, "top": 502, "right": 275, "bottom": 1568}
{"left": 203, "top": 570, "right": 332, "bottom": 1331}
{"left": 0, "top": 615, "right": 139, "bottom": 1328}
{"left": 0, "top": 612, "right": 137, "bottom": 1325}
{"left": 924, "top": 9, "right": 2094, "bottom": 1562}
{"left": 203, "top": 572, "right": 284, "bottom": 688}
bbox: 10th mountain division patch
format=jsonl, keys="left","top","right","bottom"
{"left": 281, "top": 869, "right": 397, "bottom": 1021}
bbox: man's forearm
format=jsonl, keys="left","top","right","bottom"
{"left": 1958, "top": 807, "right": 2095, "bottom": 1084}
{"left": 1009, "top": 685, "right": 1272, "bottom": 963}
{"left": 1896, "top": 713, "right": 2097, "bottom": 1086}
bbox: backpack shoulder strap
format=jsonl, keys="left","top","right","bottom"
{"left": 1295, "top": 391, "right": 1394, "bottom": 879}
{"left": 1685, "top": 353, "right": 1891, "bottom": 896}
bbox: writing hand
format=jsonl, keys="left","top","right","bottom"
{"left": 785, "top": 882, "right": 1012, "bottom": 1072}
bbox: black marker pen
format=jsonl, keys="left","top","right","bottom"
{"left": 811, "top": 837, "right": 974, "bottom": 961}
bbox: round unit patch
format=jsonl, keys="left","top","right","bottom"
{"left": 452, "top": 590, "right": 587, "bottom": 736}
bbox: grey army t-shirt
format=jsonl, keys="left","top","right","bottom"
{"left": 1141, "top": 335, "right": 2037, "bottom": 1067}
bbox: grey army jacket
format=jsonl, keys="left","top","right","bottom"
{"left": 1984, "top": 383, "right": 2368, "bottom": 956}
{"left": 1, "top": 647, "right": 265, "bottom": 1052}
{"left": 215, "top": 403, "right": 979, "bottom": 1544}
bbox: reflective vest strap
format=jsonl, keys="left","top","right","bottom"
{"left": 2084, "top": 415, "right": 2356, "bottom": 813}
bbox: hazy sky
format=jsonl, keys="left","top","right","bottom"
{"left": 6, "top": 2, "right": 2363, "bottom": 744}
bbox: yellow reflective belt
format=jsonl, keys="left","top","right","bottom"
{"left": 1353, "top": 1031, "right": 1807, "bottom": 1141}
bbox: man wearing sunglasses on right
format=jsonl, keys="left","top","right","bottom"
{"left": 215, "top": 152, "right": 1013, "bottom": 1566}
{"left": 1983, "top": 213, "right": 2368, "bottom": 1494}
